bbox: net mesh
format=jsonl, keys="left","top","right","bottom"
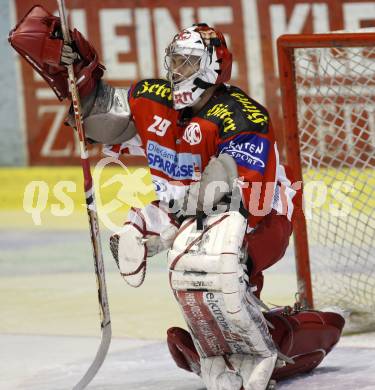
{"left": 294, "top": 38, "right": 375, "bottom": 332}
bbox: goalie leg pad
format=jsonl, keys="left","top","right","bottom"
{"left": 167, "top": 307, "right": 345, "bottom": 386}
{"left": 169, "top": 212, "right": 276, "bottom": 356}
{"left": 168, "top": 326, "right": 277, "bottom": 390}
{"left": 168, "top": 212, "right": 278, "bottom": 389}
{"left": 265, "top": 308, "right": 345, "bottom": 380}
{"left": 201, "top": 354, "right": 277, "bottom": 390}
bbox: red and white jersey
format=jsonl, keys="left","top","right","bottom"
{"left": 105, "top": 79, "right": 298, "bottom": 228}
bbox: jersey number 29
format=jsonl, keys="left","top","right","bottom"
{"left": 147, "top": 115, "right": 171, "bottom": 137}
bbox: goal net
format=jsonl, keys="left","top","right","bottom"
{"left": 278, "top": 31, "right": 375, "bottom": 333}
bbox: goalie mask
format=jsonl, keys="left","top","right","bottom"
{"left": 165, "top": 24, "right": 232, "bottom": 110}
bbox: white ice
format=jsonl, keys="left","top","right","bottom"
{"left": 2, "top": 230, "right": 375, "bottom": 389}
{"left": 1, "top": 332, "right": 374, "bottom": 390}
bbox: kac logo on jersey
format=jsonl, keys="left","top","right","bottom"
{"left": 147, "top": 141, "right": 202, "bottom": 180}
{"left": 183, "top": 122, "right": 202, "bottom": 145}
{"left": 219, "top": 134, "right": 270, "bottom": 175}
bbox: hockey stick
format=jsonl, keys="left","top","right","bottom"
{"left": 56, "top": 1, "right": 112, "bottom": 389}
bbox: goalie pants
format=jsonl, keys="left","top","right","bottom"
{"left": 245, "top": 210, "right": 293, "bottom": 298}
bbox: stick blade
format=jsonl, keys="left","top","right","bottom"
{"left": 73, "top": 323, "right": 112, "bottom": 390}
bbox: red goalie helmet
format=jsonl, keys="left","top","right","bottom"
{"left": 165, "top": 23, "right": 232, "bottom": 109}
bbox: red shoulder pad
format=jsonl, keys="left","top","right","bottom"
{"left": 8, "top": 5, "right": 104, "bottom": 100}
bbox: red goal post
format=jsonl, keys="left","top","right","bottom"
{"left": 277, "top": 31, "right": 375, "bottom": 332}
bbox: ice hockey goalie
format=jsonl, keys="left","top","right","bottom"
{"left": 9, "top": 5, "right": 345, "bottom": 389}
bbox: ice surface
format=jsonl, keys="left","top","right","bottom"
{"left": 1, "top": 229, "right": 375, "bottom": 389}
{"left": 1, "top": 333, "right": 375, "bottom": 389}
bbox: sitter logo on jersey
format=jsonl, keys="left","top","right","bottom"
{"left": 136, "top": 80, "right": 172, "bottom": 101}
{"left": 219, "top": 134, "right": 270, "bottom": 175}
{"left": 206, "top": 103, "right": 236, "bottom": 133}
{"left": 183, "top": 122, "right": 202, "bottom": 145}
{"left": 230, "top": 91, "right": 268, "bottom": 126}
{"left": 147, "top": 141, "right": 201, "bottom": 180}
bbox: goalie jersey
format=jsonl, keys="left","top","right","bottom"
{"left": 105, "top": 79, "right": 298, "bottom": 228}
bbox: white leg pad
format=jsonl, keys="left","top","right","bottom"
{"left": 168, "top": 211, "right": 278, "bottom": 389}
{"left": 201, "top": 353, "right": 277, "bottom": 390}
